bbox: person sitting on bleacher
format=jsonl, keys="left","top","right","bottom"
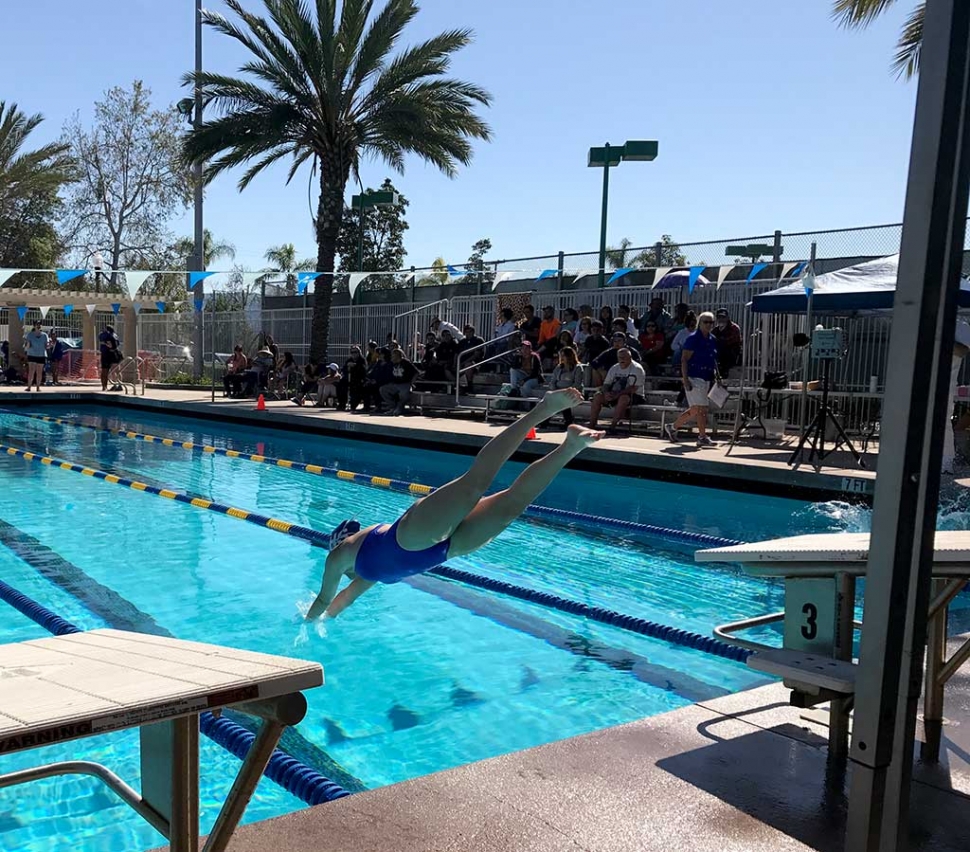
{"left": 457, "top": 324, "right": 486, "bottom": 391}
{"left": 316, "top": 363, "right": 341, "bottom": 407}
{"left": 380, "top": 348, "right": 418, "bottom": 416}
{"left": 430, "top": 316, "right": 464, "bottom": 342}
{"left": 223, "top": 344, "right": 248, "bottom": 397}
{"left": 539, "top": 346, "right": 584, "bottom": 429}
{"left": 361, "top": 347, "right": 394, "bottom": 413}
{"left": 510, "top": 340, "right": 544, "bottom": 397}
{"left": 591, "top": 332, "right": 642, "bottom": 386}
{"left": 588, "top": 348, "right": 646, "bottom": 434}
{"left": 292, "top": 360, "right": 321, "bottom": 406}
{"left": 241, "top": 346, "right": 275, "bottom": 397}
{"left": 518, "top": 304, "right": 541, "bottom": 348}
{"left": 638, "top": 320, "right": 667, "bottom": 375}
{"left": 434, "top": 327, "right": 461, "bottom": 385}
{"left": 610, "top": 319, "right": 641, "bottom": 354}
{"left": 580, "top": 320, "right": 609, "bottom": 364}
{"left": 273, "top": 351, "right": 297, "bottom": 393}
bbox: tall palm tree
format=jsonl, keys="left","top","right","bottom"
{"left": 183, "top": 0, "right": 492, "bottom": 360}
{"left": 0, "top": 102, "right": 74, "bottom": 215}
{"left": 605, "top": 237, "right": 634, "bottom": 271}
{"left": 264, "top": 242, "right": 315, "bottom": 292}
{"left": 172, "top": 229, "right": 237, "bottom": 268}
{"left": 833, "top": 1, "right": 924, "bottom": 78}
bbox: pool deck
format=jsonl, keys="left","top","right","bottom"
{"left": 0, "top": 385, "right": 879, "bottom": 502}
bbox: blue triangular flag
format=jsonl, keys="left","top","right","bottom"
{"left": 110, "top": 303, "right": 121, "bottom": 315}
{"left": 132, "top": 302, "right": 142, "bottom": 315}
{"left": 607, "top": 268, "right": 634, "bottom": 285}
{"left": 535, "top": 269, "right": 557, "bottom": 282}
{"left": 446, "top": 265, "right": 466, "bottom": 278}
{"left": 746, "top": 262, "right": 768, "bottom": 283}
{"left": 688, "top": 266, "right": 704, "bottom": 293}
{"left": 193, "top": 298, "right": 204, "bottom": 313}
{"left": 63, "top": 305, "right": 74, "bottom": 315}
{"left": 789, "top": 261, "right": 808, "bottom": 278}
{"left": 16, "top": 306, "right": 27, "bottom": 321}
{"left": 155, "top": 301, "right": 166, "bottom": 313}
{"left": 803, "top": 271, "right": 817, "bottom": 297}
{"left": 56, "top": 269, "right": 87, "bottom": 286}
{"left": 188, "top": 271, "right": 215, "bottom": 288}
{"left": 297, "top": 271, "right": 321, "bottom": 295}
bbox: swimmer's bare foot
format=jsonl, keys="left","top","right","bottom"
{"left": 538, "top": 387, "right": 583, "bottom": 415}
{"left": 563, "top": 424, "right": 604, "bottom": 452}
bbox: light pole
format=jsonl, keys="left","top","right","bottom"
{"left": 93, "top": 251, "right": 103, "bottom": 294}
{"left": 588, "top": 140, "right": 658, "bottom": 288}
{"left": 350, "top": 188, "right": 399, "bottom": 272}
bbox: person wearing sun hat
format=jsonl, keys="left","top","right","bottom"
{"left": 942, "top": 320, "right": 970, "bottom": 474}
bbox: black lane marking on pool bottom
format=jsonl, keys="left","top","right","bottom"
{"left": 0, "top": 515, "right": 366, "bottom": 794}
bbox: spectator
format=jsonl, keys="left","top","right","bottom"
{"left": 1, "top": 339, "right": 7, "bottom": 369}
{"left": 712, "top": 308, "right": 742, "bottom": 376}
{"left": 362, "top": 347, "right": 394, "bottom": 412}
{"left": 381, "top": 348, "right": 418, "bottom": 415}
{"left": 638, "top": 320, "right": 667, "bottom": 374}
{"left": 223, "top": 344, "right": 248, "bottom": 397}
{"left": 434, "top": 327, "right": 461, "bottom": 383}
{"left": 495, "top": 306, "right": 516, "bottom": 339}
{"left": 48, "top": 330, "right": 66, "bottom": 385}
{"left": 24, "top": 321, "right": 48, "bottom": 392}
{"left": 316, "top": 363, "right": 341, "bottom": 407}
{"left": 292, "top": 360, "right": 321, "bottom": 406}
{"left": 242, "top": 346, "right": 275, "bottom": 396}
{"left": 98, "top": 325, "right": 121, "bottom": 392}
{"left": 537, "top": 307, "right": 563, "bottom": 362}
{"left": 592, "top": 332, "right": 642, "bottom": 386}
{"left": 574, "top": 317, "right": 592, "bottom": 352}
{"left": 610, "top": 319, "right": 641, "bottom": 354}
{"left": 561, "top": 308, "right": 579, "bottom": 335}
{"left": 518, "top": 304, "right": 541, "bottom": 348}
{"left": 667, "top": 311, "right": 719, "bottom": 447}
{"left": 539, "top": 346, "right": 584, "bottom": 429}
{"left": 385, "top": 333, "right": 399, "bottom": 349}
{"left": 337, "top": 346, "right": 368, "bottom": 411}
{"left": 430, "top": 316, "right": 464, "bottom": 341}
{"left": 274, "top": 351, "right": 297, "bottom": 393}
{"left": 578, "top": 304, "right": 594, "bottom": 320}
{"left": 457, "top": 324, "right": 486, "bottom": 391}
{"left": 598, "top": 305, "right": 614, "bottom": 331}
{"left": 510, "top": 340, "right": 544, "bottom": 397}
{"left": 581, "top": 320, "right": 610, "bottom": 364}
{"left": 671, "top": 311, "right": 697, "bottom": 367}
{"left": 617, "top": 305, "right": 637, "bottom": 337}
{"left": 365, "top": 340, "right": 380, "bottom": 366}
{"left": 638, "top": 297, "right": 671, "bottom": 338}
{"left": 668, "top": 303, "right": 690, "bottom": 348}
{"left": 589, "top": 348, "right": 646, "bottom": 433}
{"left": 263, "top": 333, "right": 280, "bottom": 366}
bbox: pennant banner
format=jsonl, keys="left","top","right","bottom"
{"left": 240, "top": 272, "right": 265, "bottom": 290}
{"left": 194, "top": 298, "right": 204, "bottom": 313}
{"left": 716, "top": 265, "right": 733, "bottom": 288}
{"left": 535, "top": 269, "right": 558, "bottom": 282}
{"left": 688, "top": 266, "right": 705, "bottom": 293}
{"left": 491, "top": 271, "right": 514, "bottom": 291}
{"left": 16, "top": 306, "right": 27, "bottom": 321}
{"left": 746, "top": 262, "right": 768, "bottom": 283}
{"left": 39, "top": 306, "right": 50, "bottom": 319}
{"left": 789, "top": 261, "right": 808, "bottom": 279}
{"left": 155, "top": 301, "right": 166, "bottom": 313}
{"left": 780, "top": 262, "right": 799, "bottom": 279}
{"left": 188, "top": 271, "right": 215, "bottom": 288}
{"left": 63, "top": 305, "right": 74, "bottom": 316}
{"left": 122, "top": 271, "right": 155, "bottom": 299}
{"left": 446, "top": 265, "right": 466, "bottom": 279}
{"left": 56, "top": 269, "right": 87, "bottom": 286}
{"left": 650, "top": 268, "right": 671, "bottom": 289}
{"left": 607, "top": 267, "right": 634, "bottom": 285}
{"left": 0, "top": 269, "right": 22, "bottom": 288}
{"left": 571, "top": 268, "right": 596, "bottom": 282}
{"left": 85, "top": 304, "right": 96, "bottom": 315}
{"left": 803, "top": 270, "right": 817, "bottom": 297}
{"left": 132, "top": 302, "right": 142, "bottom": 315}
{"left": 347, "top": 273, "right": 368, "bottom": 301}
{"left": 172, "top": 301, "right": 185, "bottom": 308}
{"left": 110, "top": 303, "right": 121, "bottom": 315}
{"left": 297, "top": 271, "right": 322, "bottom": 295}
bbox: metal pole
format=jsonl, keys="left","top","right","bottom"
{"left": 845, "top": 2, "right": 970, "bottom": 849}
{"left": 597, "top": 143, "right": 611, "bottom": 289}
{"left": 557, "top": 250, "right": 565, "bottom": 291}
{"left": 191, "top": 0, "right": 205, "bottom": 379}
{"left": 772, "top": 229, "right": 782, "bottom": 264}
{"left": 210, "top": 300, "right": 216, "bottom": 403}
{"left": 356, "top": 194, "right": 365, "bottom": 272}
{"left": 799, "top": 242, "right": 817, "bottom": 432}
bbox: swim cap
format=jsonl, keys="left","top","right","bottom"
{"left": 330, "top": 519, "right": 360, "bottom": 549}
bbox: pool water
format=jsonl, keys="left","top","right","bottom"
{"left": 0, "top": 404, "right": 861, "bottom": 851}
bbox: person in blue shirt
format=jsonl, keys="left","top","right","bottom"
{"left": 23, "top": 322, "right": 49, "bottom": 392}
{"left": 48, "top": 330, "right": 66, "bottom": 385}
{"left": 306, "top": 389, "right": 601, "bottom": 619}
{"left": 666, "top": 311, "right": 719, "bottom": 447}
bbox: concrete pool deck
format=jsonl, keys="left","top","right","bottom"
{"left": 0, "top": 385, "right": 878, "bottom": 501}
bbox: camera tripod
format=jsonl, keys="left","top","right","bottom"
{"left": 788, "top": 358, "right": 865, "bottom": 470}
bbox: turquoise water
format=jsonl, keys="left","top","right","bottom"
{"left": 0, "top": 404, "right": 842, "bottom": 852}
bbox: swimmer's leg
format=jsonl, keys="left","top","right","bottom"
{"left": 396, "top": 388, "right": 584, "bottom": 549}
{"left": 448, "top": 425, "right": 603, "bottom": 557}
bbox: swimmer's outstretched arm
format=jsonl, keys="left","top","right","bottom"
{"left": 307, "top": 541, "right": 376, "bottom": 620}
{"left": 325, "top": 576, "right": 375, "bottom": 618}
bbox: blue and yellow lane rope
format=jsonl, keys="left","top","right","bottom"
{"left": 5, "top": 411, "right": 740, "bottom": 548}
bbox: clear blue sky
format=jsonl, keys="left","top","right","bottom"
{"left": 2, "top": 0, "right": 916, "bottom": 271}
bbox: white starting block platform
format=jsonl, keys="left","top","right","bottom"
{"left": 0, "top": 629, "right": 323, "bottom": 852}
{"left": 697, "top": 532, "right": 970, "bottom": 761}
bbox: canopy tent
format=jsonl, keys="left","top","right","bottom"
{"left": 750, "top": 254, "right": 970, "bottom": 315}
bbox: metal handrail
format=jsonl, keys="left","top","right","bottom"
{"left": 455, "top": 330, "right": 521, "bottom": 403}
{"left": 110, "top": 356, "right": 142, "bottom": 396}
{"left": 393, "top": 299, "right": 449, "bottom": 361}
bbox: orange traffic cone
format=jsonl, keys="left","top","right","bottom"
{"left": 255, "top": 394, "right": 266, "bottom": 411}
{"left": 526, "top": 426, "right": 537, "bottom": 440}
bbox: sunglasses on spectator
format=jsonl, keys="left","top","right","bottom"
{"left": 701, "top": 319, "right": 714, "bottom": 325}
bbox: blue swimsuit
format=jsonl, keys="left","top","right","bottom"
{"left": 353, "top": 518, "right": 451, "bottom": 584}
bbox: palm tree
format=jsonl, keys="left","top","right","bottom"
{"left": 172, "top": 229, "right": 237, "bottom": 268}
{"left": 833, "top": 1, "right": 924, "bottom": 78}
{"left": 605, "top": 237, "right": 634, "bottom": 270}
{"left": 0, "top": 102, "right": 74, "bottom": 215}
{"left": 264, "top": 242, "right": 315, "bottom": 292}
{"left": 183, "top": 0, "right": 492, "bottom": 360}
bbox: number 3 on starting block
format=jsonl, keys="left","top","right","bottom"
{"left": 783, "top": 578, "right": 841, "bottom": 656}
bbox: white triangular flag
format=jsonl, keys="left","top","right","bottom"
{"left": 571, "top": 268, "right": 595, "bottom": 283}
{"left": 0, "top": 269, "right": 23, "bottom": 288}
{"left": 39, "top": 306, "right": 50, "bottom": 319}
{"left": 716, "top": 265, "right": 733, "bottom": 289}
{"left": 781, "top": 262, "right": 798, "bottom": 280}
{"left": 490, "top": 271, "right": 514, "bottom": 291}
{"left": 240, "top": 271, "right": 266, "bottom": 290}
{"left": 348, "top": 272, "right": 367, "bottom": 300}
{"left": 651, "top": 268, "right": 671, "bottom": 289}
{"left": 122, "top": 270, "right": 155, "bottom": 299}
{"left": 85, "top": 304, "right": 97, "bottom": 315}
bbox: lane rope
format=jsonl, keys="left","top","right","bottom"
{"left": 7, "top": 410, "right": 742, "bottom": 549}
{"left": 0, "top": 576, "right": 351, "bottom": 804}
{"left": 0, "top": 439, "right": 750, "bottom": 663}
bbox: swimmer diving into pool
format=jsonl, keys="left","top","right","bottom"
{"left": 306, "top": 388, "right": 601, "bottom": 619}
